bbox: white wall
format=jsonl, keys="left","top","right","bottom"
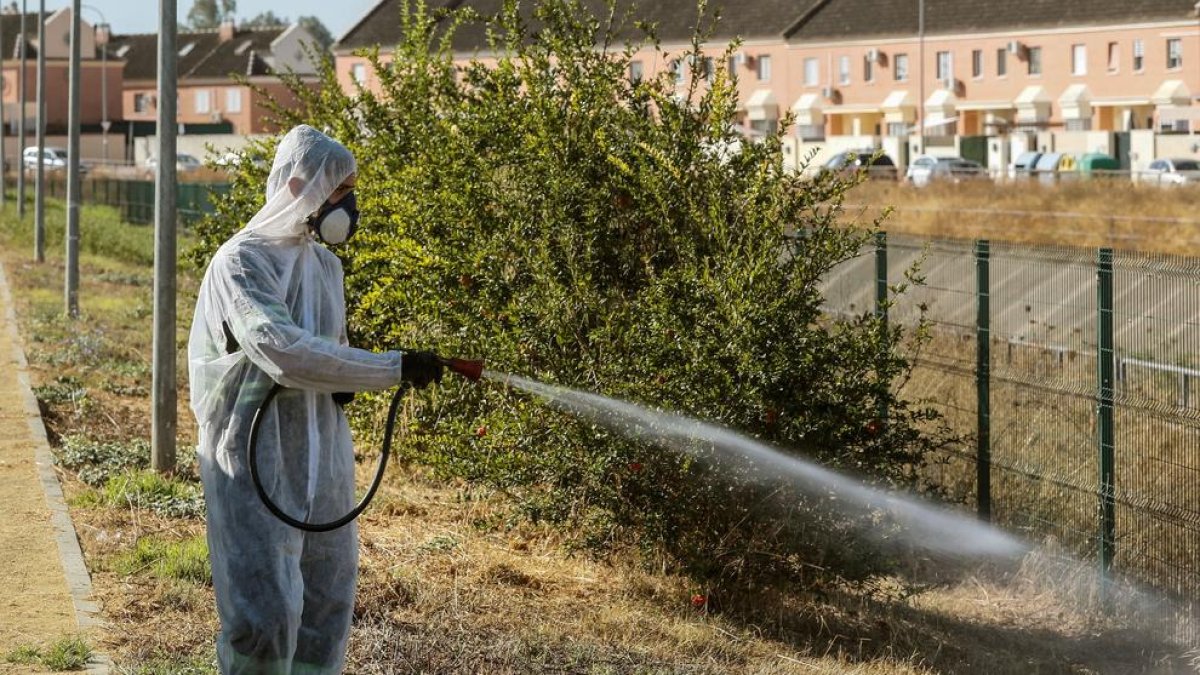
{"left": 135, "top": 134, "right": 267, "bottom": 166}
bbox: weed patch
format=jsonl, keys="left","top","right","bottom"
{"left": 3, "top": 635, "right": 93, "bottom": 671}
{"left": 101, "top": 471, "right": 206, "bottom": 519}
{"left": 110, "top": 535, "right": 211, "bottom": 584}
{"left": 55, "top": 435, "right": 149, "bottom": 486}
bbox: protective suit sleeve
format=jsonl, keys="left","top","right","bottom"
{"left": 213, "top": 248, "right": 403, "bottom": 393}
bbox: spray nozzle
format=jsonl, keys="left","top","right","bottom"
{"left": 440, "top": 356, "right": 485, "bottom": 381}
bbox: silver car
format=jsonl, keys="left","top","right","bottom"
{"left": 905, "top": 155, "right": 986, "bottom": 187}
{"left": 1144, "top": 158, "right": 1200, "bottom": 186}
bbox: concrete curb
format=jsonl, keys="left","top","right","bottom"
{"left": 0, "top": 260, "right": 112, "bottom": 674}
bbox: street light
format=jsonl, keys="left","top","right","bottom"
{"left": 81, "top": 5, "right": 109, "bottom": 164}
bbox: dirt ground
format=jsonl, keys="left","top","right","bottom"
{"left": 0, "top": 262, "right": 86, "bottom": 672}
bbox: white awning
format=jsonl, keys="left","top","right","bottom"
{"left": 881, "top": 90, "right": 914, "bottom": 123}
{"left": 1014, "top": 85, "right": 1051, "bottom": 123}
{"left": 882, "top": 90, "right": 913, "bottom": 110}
{"left": 790, "top": 93, "right": 823, "bottom": 126}
{"left": 924, "top": 88, "right": 957, "bottom": 124}
{"left": 1058, "top": 83, "right": 1092, "bottom": 121}
{"left": 1152, "top": 80, "right": 1191, "bottom": 107}
{"left": 1092, "top": 97, "right": 1152, "bottom": 107}
{"left": 745, "top": 89, "right": 778, "bottom": 121}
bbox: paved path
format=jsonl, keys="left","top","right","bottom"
{"left": 0, "top": 259, "right": 108, "bottom": 673}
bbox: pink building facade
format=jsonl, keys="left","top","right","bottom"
{"left": 335, "top": 0, "right": 1200, "bottom": 173}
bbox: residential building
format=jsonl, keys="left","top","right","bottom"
{"left": 110, "top": 18, "right": 322, "bottom": 137}
{"left": 0, "top": 7, "right": 124, "bottom": 133}
{"left": 334, "top": 0, "right": 1200, "bottom": 173}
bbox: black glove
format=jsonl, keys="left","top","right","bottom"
{"left": 401, "top": 350, "right": 444, "bottom": 389}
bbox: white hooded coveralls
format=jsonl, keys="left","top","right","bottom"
{"left": 189, "top": 125, "right": 404, "bottom": 674}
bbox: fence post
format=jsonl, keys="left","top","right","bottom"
{"left": 976, "top": 240, "right": 991, "bottom": 522}
{"left": 874, "top": 231, "right": 888, "bottom": 424}
{"left": 1097, "top": 248, "right": 1116, "bottom": 593}
{"left": 874, "top": 231, "right": 887, "bottom": 322}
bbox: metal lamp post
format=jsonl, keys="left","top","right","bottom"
{"left": 95, "top": 22, "right": 109, "bottom": 163}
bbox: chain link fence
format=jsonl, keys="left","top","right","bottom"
{"left": 33, "top": 175, "right": 230, "bottom": 226}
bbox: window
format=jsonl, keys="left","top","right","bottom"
{"left": 225, "top": 88, "right": 242, "bottom": 113}
{"left": 757, "top": 54, "right": 771, "bottom": 81}
{"left": 1107, "top": 42, "right": 1119, "bottom": 72}
{"left": 1071, "top": 44, "right": 1086, "bottom": 75}
{"left": 1065, "top": 119, "right": 1091, "bottom": 131}
{"left": 1133, "top": 39, "right": 1144, "bottom": 71}
{"left": 886, "top": 121, "right": 908, "bottom": 137}
{"left": 194, "top": 89, "right": 210, "bottom": 114}
{"left": 351, "top": 63, "right": 367, "bottom": 85}
{"left": 671, "top": 59, "right": 685, "bottom": 84}
{"left": 703, "top": 57, "right": 715, "bottom": 83}
{"left": 134, "top": 93, "right": 149, "bottom": 113}
{"left": 1027, "top": 46, "right": 1042, "bottom": 75}
{"left": 971, "top": 49, "right": 983, "bottom": 78}
{"left": 863, "top": 54, "right": 874, "bottom": 82}
{"left": 996, "top": 48, "right": 1007, "bottom": 76}
{"left": 838, "top": 55, "right": 850, "bottom": 85}
{"left": 629, "top": 60, "right": 643, "bottom": 82}
{"left": 1167, "top": 38, "right": 1182, "bottom": 69}
{"left": 894, "top": 53, "right": 909, "bottom": 81}
{"left": 803, "top": 57, "right": 819, "bottom": 86}
{"left": 936, "top": 51, "right": 951, "bottom": 80}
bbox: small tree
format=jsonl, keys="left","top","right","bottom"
{"left": 186, "top": 0, "right": 237, "bottom": 31}
{"left": 194, "top": 0, "right": 949, "bottom": 587}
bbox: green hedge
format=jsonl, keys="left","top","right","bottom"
{"left": 192, "top": 0, "right": 950, "bottom": 586}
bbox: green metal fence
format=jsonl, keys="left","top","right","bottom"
{"left": 39, "top": 175, "right": 230, "bottom": 226}
{"left": 823, "top": 233, "right": 1200, "bottom": 631}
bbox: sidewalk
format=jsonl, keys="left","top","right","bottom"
{"left": 0, "top": 259, "right": 108, "bottom": 673}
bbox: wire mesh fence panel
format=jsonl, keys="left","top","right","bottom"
{"left": 888, "top": 235, "right": 979, "bottom": 503}
{"left": 1110, "top": 251, "right": 1200, "bottom": 635}
{"left": 986, "top": 243, "right": 1098, "bottom": 553}
{"left": 819, "top": 246, "right": 875, "bottom": 320}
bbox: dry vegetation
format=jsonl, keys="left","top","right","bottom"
{"left": 4, "top": 188, "right": 1199, "bottom": 672}
{"left": 847, "top": 180, "right": 1200, "bottom": 256}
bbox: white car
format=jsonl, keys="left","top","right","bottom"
{"left": 1144, "top": 158, "right": 1200, "bottom": 186}
{"left": 144, "top": 153, "right": 203, "bottom": 174}
{"left": 905, "top": 155, "right": 986, "bottom": 187}
{"left": 22, "top": 146, "right": 87, "bottom": 175}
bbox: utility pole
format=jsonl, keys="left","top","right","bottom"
{"left": 65, "top": 0, "right": 81, "bottom": 317}
{"left": 17, "top": 0, "right": 26, "bottom": 219}
{"left": 152, "top": 0, "right": 178, "bottom": 472}
{"left": 917, "top": 0, "right": 926, "bottom": 157}
{"left": 33, "top": 0, "right": 44, "bottom": 263}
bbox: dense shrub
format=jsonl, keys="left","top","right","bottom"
{"left": 192, "top": 0, "right": 949, "bottom": 585}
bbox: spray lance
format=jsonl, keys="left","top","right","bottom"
{"left": 247, "top": 356, "right": 485, "bottom": 532}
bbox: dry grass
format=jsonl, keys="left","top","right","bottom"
{"left": 4, "top": 193, "right": 1198, "bottom": 672}
{"left": 846, "top": 180, "right": 1200, "bottom": 256}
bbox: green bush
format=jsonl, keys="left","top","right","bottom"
{"left": 192, "top": 0, "right": 949, "bottom": 585}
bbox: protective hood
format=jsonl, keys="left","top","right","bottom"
{"left": 240, "top": 124, "right": 357, "bottom": 242}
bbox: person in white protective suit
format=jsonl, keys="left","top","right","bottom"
{"left": 188, "top": 124, "right": 443, "bottom": 674}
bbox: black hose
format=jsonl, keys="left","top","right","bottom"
{"left": 247, "top": 382, "right": 409, "bottom": 532}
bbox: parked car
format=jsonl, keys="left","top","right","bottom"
{"left": 22, "top": 146, "right": 87, "bottom": 175}
{"left": 905, "top": 155, "right": 987, "bottom": 187}
{"left": 144, "top": 153, "right": 203, "bottom": 177}
{"left": 1143, "top": 158, "right": 1200, "bottom": 186}
{"left": 819, "top": 149, "right": 898, "bottom": 180}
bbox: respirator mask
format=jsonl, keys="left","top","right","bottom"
{"left": 306, "top": 191, "right": 359, "bottom": 245}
